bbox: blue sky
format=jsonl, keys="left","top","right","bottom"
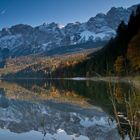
{"left": 0, "top": 0, "right": 140, "bottom": 29}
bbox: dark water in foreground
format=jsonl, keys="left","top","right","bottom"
{"left": 0, "top": 79, "right": 139, "bottom": 140}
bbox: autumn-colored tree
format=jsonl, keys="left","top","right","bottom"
{"left": 114, "top": 55, "right": 125, "bottom": 75}
{"left": 114, "top": 84, "right": 124, "bottom": 104}
{"left": 127, "top": 30, "right": 140, "bottom": 73}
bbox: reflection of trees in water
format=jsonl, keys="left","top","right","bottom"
{"left": 109, "top": 82, "right": 140, "bottom": 139}
{"left": 0, "top": 88, "right": 10, "bottom": 108}
{"left": 114, "top": 84, "right": 125, "bottom": 104}
{"left": 17, "top": 79, "right": 113, "bottom": 113}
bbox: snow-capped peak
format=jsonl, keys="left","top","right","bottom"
{"left": 58, "top": 24, "right": 65, "bottom": 29}
{"left": 0, "top": 3, "right": 139, "bottom": 57}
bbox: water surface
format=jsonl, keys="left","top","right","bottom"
{"left": 0, "top": 79, "right": 139, "bottom": 140}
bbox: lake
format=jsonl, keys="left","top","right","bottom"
{"left": 0, "top": 78, "right": 139, "bottom": 140}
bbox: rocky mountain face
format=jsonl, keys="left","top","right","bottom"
{"left": 0, "top": 4, "right": 139, "bottom": 57}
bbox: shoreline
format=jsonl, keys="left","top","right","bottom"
{"left": 1, "top": 76, "right": 139, "bottom": 82}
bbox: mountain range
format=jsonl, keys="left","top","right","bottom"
{"left": 0, "top": 4, "right": 139, "bottom": 57}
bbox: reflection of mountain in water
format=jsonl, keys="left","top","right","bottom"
{"left": 0, "top": 80, "right": 122, "bottom": 140}
{"left": 0, "top": 88, "right": 120, "bottom": 139}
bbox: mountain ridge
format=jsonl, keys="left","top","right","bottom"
{"left": 0, "top": 3, "right": 139, "bottom": 57}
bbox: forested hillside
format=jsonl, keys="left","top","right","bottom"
{"left": 0, "top": 48, "right": 9, "bottom": 68}
{"left": 2, "top": 52, "right": 89, "bottom": 78}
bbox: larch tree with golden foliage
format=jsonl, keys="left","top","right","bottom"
{"left": 127, "top": 30, "right": 140, "bottom": 73}
{"left": 114, "top": 55, "right": 125, "bottom": 75}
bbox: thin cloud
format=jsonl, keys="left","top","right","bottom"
{"left": 0, "top": 9, "right": 7, "bottom": 15}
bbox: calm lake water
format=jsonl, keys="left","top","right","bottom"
{"left": 0, "top": 79, "right": 139, "bottom": 140}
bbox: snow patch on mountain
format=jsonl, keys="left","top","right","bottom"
{"left": 0, "top": 34, "right": 23, "bottom": 50}
{"left": 80, "top": 29, "right": 116, "bottom": 41}
{"left": 58, "top": 24, "right": 65, "bottom": 29}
